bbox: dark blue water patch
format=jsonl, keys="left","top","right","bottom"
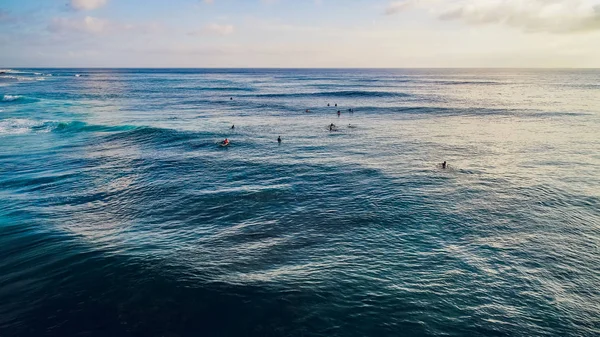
{"left": 0, "top": 246, "right": 436, "bottom": 337}
{"left": 0, "top": 150, "right": 583, "bottom": 337}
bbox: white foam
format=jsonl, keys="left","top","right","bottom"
{"left": 0, "top": 118, "right": 44, "bottom": 135}
{"left": 2, "top": 95, "right": 22, "bottom": 102}
{"left": 0, "top": 69, "right": 28, "bottom": 74}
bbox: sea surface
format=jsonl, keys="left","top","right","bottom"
{"left": 1, "top": 68, "right": 599, "bottom": 337}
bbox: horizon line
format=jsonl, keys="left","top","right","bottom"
{"left": 3, "top": 66, "right": 600, "bottom": 70}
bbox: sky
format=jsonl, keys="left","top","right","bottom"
{"left": 1, "top": 0, "right": 600, "bottom": 68}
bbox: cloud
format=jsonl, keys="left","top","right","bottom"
{"left": 204, "top": 0, "right": 214, "bottom": 3}
{"left": 0, "top": 10, "right": 20, "bottom": 25}
{"left": 49, "top": 16, "right": 108, "bottom": 34}
{"left": 70, "top": 0, "right": 108, "bottom": 11}
{"left": 189, "top": 23, "right": 235, "bottom": 36}
{"left": 385, "top": 1, "right": 413, "bottom": 15}
{"left": 48, "top": 16, "right": 165, "bottom": 36}
{"left": 0, "top": 10, "right": 9, "bottom": 22}
{"left": 385, "top": 0, "right": 600, "bottom": 33}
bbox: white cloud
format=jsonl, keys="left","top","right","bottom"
{"left": 385, "top": 1, "right": 413, "bottom": 15}
{"left": 386, "top": 0, "right": 600, "bottom": 33}
{"left": 189, "top": 23, "right": 235, "bottom": 36}
{"left": 49, "top": 16, "right": 108, "bottom": 34}
{"left": 48, "top": 16, "right": 165, "bottom": 36}
{"left": 70, "top": 0, "right": 108, "bottom": 11}
{"left": 204, "top": 0, "right": 214, "bottom": 3}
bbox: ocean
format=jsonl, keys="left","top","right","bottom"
{"left": 0, "top": 68, "right": 599, "bottom": 337}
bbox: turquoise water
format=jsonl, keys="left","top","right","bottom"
{"left": 1, "top": 68, "right": 599, "bottom": 336}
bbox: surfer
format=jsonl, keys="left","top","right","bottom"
{"left": 329, "top": 123, "right": 335, "bottom": 131}
{"left": 306, "top": 109, "right": 310, "bottom": 113}
{"left": 231, "top": 125, "right": 235, "bottom": 129}
{"left": 327, "top": 103, "right": 330, "bottom": 107}
{"left": 337, "top": 110, "right": 341, "bottom": 116}
{"left": 335, "top": 103, "right": 337, "bottom": 107}
{"left": 277, "top": 136, "right": 281, "bottom": 143}
{"left": 230, "top": 97, "right": 233, "bottom": 100}
{"left": 442, "top": 161, "right": 447, "bottom": 169}
{"left": 222, "top": 138, "right": 230, "bottom": 146}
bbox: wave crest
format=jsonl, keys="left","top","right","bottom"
{"left": 0, "top": 118, "right": 48, "bottom": 135}
{"left": 0, "top": 119, "right": 141, "bottom": 135}
{"left": 2, "top": 95, "right": 23, "bottom": 102}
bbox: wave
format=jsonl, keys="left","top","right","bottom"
{"left": 202, "top": 87, "right": 255, "bottom": 92}
{"left": 0, "top": 75, "right": 20, "bottom": 83}
{"left": 0, "top": 69, "right": 47, "bottom": 76}
{"left": 0, "top": 119, "right": 49, "bottom": 135}
{"left": 2, "top": 94, "right": 23, "bottom": 102}
{"left": 1, "top": 94, "right": 39, "bottom": 104}
{"left": 0, "top": 119, "right": 140, "bottom": 135}
{"left": 53, "top": 121, "right": 141, "bottom": 133}
{"left": 100, "top": 125, "right": 216, "bottom": 148}
{"left": 431, "top": 80, "right": 504, "bottom": 86}
{"left": 251, "top": 90, "right": 410, "bottom": 99}
{"left": 0, "top": 75, "right": 45, "bottom": 82}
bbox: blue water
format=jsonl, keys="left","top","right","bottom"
{"left": 1, "top": 68, "right": 599, "bottom": 337}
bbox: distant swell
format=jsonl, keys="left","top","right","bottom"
{"left": 252, "top": 90, "right": 410, "bottom": 99}
{"left": 432, "top": 80, "right": 504, "bottom": 85}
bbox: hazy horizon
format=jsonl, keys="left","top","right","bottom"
{"left": 2, "top": 0, "right": 600, "bottom": 68}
